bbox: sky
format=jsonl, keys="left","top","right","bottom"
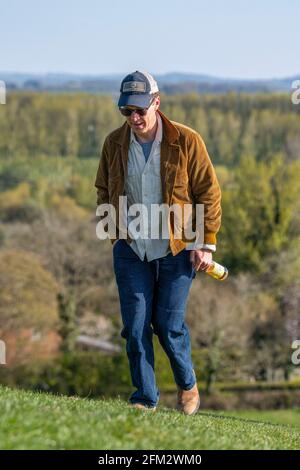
{"left": 1, "top": 0, "right": 299, "bottom": 79}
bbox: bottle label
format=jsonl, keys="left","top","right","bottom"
{"left": 211, "top": 262, "right": 225, "bottom": 278}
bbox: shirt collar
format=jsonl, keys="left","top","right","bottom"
{"left": 130, "top": 112, "right": 162, "bottom": 145}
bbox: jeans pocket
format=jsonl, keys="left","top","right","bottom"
{"left": 112, "top": 239, "right": 120, "bottom": 250}
{"left": 113, "top": 239, "right": 136, "bottom": 259}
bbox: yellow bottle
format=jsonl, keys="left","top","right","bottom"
{"left": 205, "top": 261, "right": 228, "bottom": 281}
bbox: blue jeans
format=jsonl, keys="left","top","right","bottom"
{"left": 113, "top": 240, "right": 196, "bottom": 408}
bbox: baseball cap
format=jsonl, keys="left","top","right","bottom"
{"left": 118, "top": 70, "right": 159, "bottom": 108}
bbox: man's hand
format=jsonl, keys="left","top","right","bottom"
{"left": 190, "top": 249, "right": 213, "bottom": 271}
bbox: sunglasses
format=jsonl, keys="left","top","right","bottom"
{"left": 119, "top": 97, "right": 156, "bottom": 117}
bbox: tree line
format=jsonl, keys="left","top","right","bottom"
{"left": 0, "top": 92, "right": 300, "bottom": 164}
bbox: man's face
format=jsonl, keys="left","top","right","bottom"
{"left": 124, "top": 95, "right": 160, "bottom": 137}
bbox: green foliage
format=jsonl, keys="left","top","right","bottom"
{"left": 0, "top": 351, "right": 132, "bottom": 397}
{"left": 1, "top": 92, "right": 300, "bottom": 163}
{"left": 57, "top": 292, "right": 79, "bottom": 354}
{"left": 0, "top": 249, "right": 59, "bottom": 331}
{"left": 0, "top": 93, "right": 123, "bottom": 158}
{"left": 0, "top": 155, "right": 99, "bottom": 212}
{"left": 220, "top": 154, "right": 300, "bottom": 273}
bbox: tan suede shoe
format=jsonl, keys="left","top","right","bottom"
{"left": 130, "top": 403, "right": 157, "bottom": 411}
{"left": 176, "top": 383, "right": 200, "bottom": 415}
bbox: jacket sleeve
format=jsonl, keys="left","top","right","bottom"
{"left": 95, "top": 137, "right": 121, "bottom": 245}
{"left": 94, "top": 138, "right": 119, "bottom": 245}
{"left": 95, "top": 137, "right": 109, "bottom": 207}
{"left": 187, "top": 132, "right": 222, "bottom": 245}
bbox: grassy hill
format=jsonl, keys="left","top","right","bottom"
{"left": 0, "top": 386, "right": 299, "bottom": 450}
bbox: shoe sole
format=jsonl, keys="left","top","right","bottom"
{"left": 130, "top": 404, "right": 157, "bottom": 411}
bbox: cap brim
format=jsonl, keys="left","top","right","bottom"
{"left": 118, "top": 93, "right": 152, "bottom": 108}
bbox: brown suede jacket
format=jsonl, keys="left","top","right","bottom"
{"left": 95, "top": 109, "right": 222, "bottom": 256}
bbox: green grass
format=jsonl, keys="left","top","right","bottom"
{"left": 216, "top": 409, "right": 300, "bottom": 430}
{"left": 0, "top": 386, "right": 299, "bottom": 450}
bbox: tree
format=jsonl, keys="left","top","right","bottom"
{"left": 0, "top": 250, "right": 60, "bottom": 365}
{"left": 57, "top": 291, "right": 78, "bottom": 353}
{"left": 221, "top": 154, "right": 300, "bottom": 273}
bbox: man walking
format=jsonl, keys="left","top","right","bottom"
{"left": 95, "top": 71, "right": 222, "bottom": 414}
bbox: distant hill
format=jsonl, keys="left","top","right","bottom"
{"left": 1, "top": 71, "right": 299, "bottom": 94}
